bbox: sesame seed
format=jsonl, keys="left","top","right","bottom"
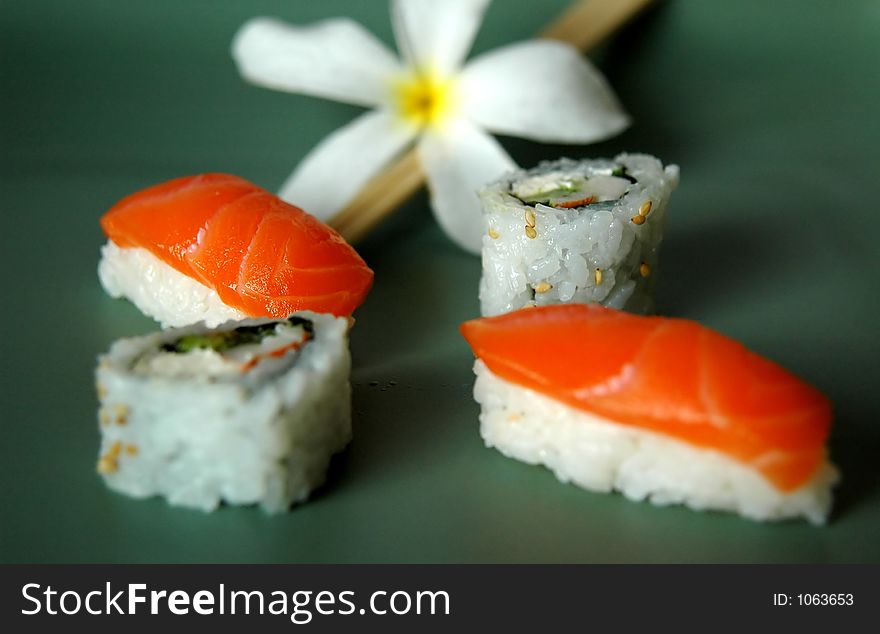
{"left": 114, "top": 404, "right": 130, "bottom": 425}
{"left": 631, "top": 214, "right": 646, "bottom": 226}
{"left": 594, "top": 268, "right": 603, "bottom": 286}
{"left": 524, "top": 209, "right": 536, "bottom": 228}
{"left": 96, "top": 382, "right": 107, "bottom": 400}
{"left": 99, "top": 408, "right": 110, "bottom": 426}
{"left": 110, "top": 441, "right": 122, "bottom": 457}
{"left": 534, "top": 282, "right": 552, "bottom": 294}
{"left": 125, "top": 444, "right": 139, "bottom": 456}
{"left": 640, "top": 262, "right": 651, "bottom": 278}
{"left": 97, "top": 456, "right": 118, "bottom": 474}
{"left": 525, "top": 226, "right": 537, "bottom": 239}
{"left": 488, "top": 228, "right": 500, "bottom": 239}
{"left": 639, "top": 200, "right": 653, "bottom": 217}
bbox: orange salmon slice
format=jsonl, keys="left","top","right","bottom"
{"left": 100, "top": 174, "right": 373, "bottom": 318}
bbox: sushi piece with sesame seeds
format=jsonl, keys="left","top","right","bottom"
{"left": 478, "top": 154, "right": 678, "bottom": 317}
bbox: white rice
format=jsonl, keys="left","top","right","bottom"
{"left": 95, "top": 312, "right": 351, "bottom": 513}
{"left": 479, "top": 153, "right": 679, "bottom": 317}
{"left": 98, "top": 241, "right": 247, "bottom": 328}
{"left": 473, "top": 360, "right": 837, "bottom": 524}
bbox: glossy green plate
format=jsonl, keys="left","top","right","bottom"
{"left": 2, "top": 0, "right": 878, "bottom": 563}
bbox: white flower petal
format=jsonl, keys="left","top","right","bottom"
{"left": 280, "top": 109, "right": 417, "bottom": 220}
{"left": 391, "top": 0, "right": 490, "bottom": 76}
{"left": 459, "top": 40, "right": 630, "bottom": 143}
{"left": 233, "top": 17, "right": 402, "bottom": 107}
{"left": 418, "top": 120, "right": 516, "bottom": 254}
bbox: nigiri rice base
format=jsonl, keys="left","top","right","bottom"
{"left": 99, "top": 241, "right": 247, "bottom": 328}
{"left": 473, "top": 360, "right": 837, "bottom": 524}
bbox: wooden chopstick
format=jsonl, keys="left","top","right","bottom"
{"left": 540, "top": 0, "right": 654, "bottom": 50}
{"left": 328, "top": 0, "right": 656, "bottom": 243}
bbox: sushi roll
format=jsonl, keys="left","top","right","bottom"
{"left": 460, "top": 305, "right": 838, "bottom": 524}
{"left": 98, "top": 173, "right": 373, "bottom": 328}
{"left": 95, "top": 312, "right": 351, "bottom": 512}
{"left": 478, "top": 154, "right": 678, "bottom": 317}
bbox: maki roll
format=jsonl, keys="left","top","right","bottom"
{"left": 95, "top": 312, "right": 351, "bottom": 512}
{"left": 478, "top": 154, "right": 679, "bottom": 316}
{"left": 460, "top": 305, "right": 838, "bottom": 524}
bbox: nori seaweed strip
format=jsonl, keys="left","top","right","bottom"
{"left": 612, "top": 166, "right": 638, "bottom": 184}
{"left": 285, "top": 316, "right": 314, "bottom": 336}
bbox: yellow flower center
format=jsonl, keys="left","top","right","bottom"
{"left": 393, "top": 71, "right": 458, "bottom": 128}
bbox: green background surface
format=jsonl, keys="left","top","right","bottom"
{"left": 2, "top": 0, "right": 878, "bottom": 563}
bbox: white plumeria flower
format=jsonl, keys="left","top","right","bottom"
{"left": 233, "top": 0, "right": 629, "bottom": 253}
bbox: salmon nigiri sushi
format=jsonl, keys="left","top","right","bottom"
{"left": 98, "top": 174, "right": 373, "bottom": 327}
{"left": 460, "top": 304, "right": 838, "bottom": 524}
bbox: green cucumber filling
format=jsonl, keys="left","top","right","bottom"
{"left": 161, "top": 317, "right": 313, "bottom": 354}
